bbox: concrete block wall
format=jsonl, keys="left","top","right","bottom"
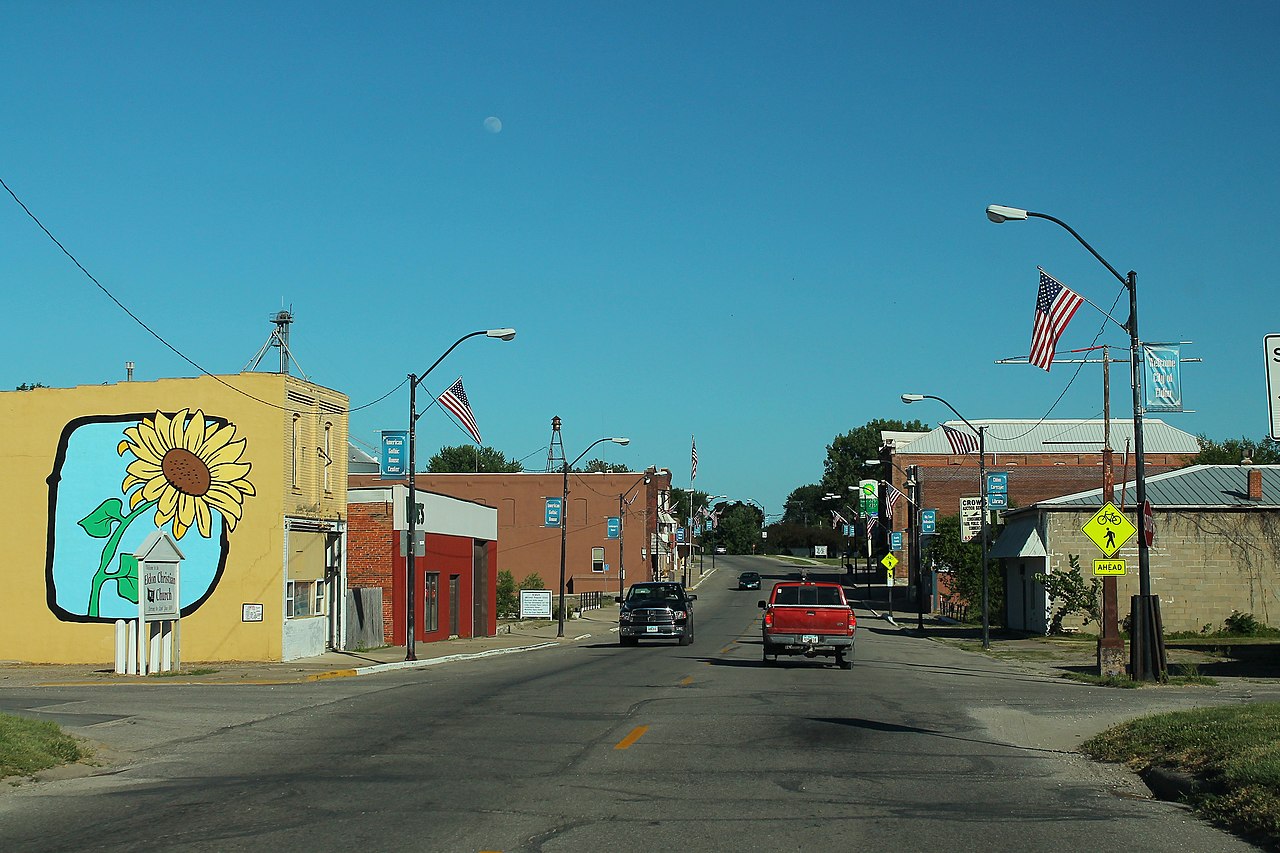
{"left": 1044, "top": 509, "right": 1280, "bottom": 633}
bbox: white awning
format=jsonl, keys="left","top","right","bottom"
{"left": 658, "top": 512, "right": 678, "bottom": 525}
{"left": 990, "top": 517, "right": 1047, "bottom": 559}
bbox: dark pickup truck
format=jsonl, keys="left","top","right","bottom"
{"left": 759, "top": 581, "right": 856, "bottom": 669}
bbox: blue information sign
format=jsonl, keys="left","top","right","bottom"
{"left": 987, "top": 472, "right": 1008, "bottom": 494}
{"left": 607, "top": 517, "right": 620, "bottom": 539}
{"left": 921, "top": 510, "right": 936, "bottom": 535}
{"left": 987, "top": 493, "right": 1008, "bottom": 509}
{"left": 544, "top": 497, "right": 563, "bottom": 527}
{"left": 676, "top": 527, "right": 686, "bottom": 544}
{"left": 891, "top": 531, "right": 904, "bottom": 550}
{"left": 380, "top": 430, "right": 408, "bottom": 479}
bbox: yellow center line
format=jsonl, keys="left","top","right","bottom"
{"left": 615, "top": 725, "right": 649, "bottom": 750}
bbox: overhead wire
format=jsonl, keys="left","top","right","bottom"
{"left": 2, "top": 175, "right": 409, "bottom": 417}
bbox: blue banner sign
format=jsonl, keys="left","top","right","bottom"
{"left": 380, "top": 430, "right": 408, "bottom": 479}
{"left": 987, "top": 493, "right": 1008, "bottom": 509}
{"left": 607, "top": 517, "right": 620, "bottom": 539}
{"left": 544, "top": 498, "right": 563, "bottom": 528}
{"left": 921, "top": 510, "right": 936, "bottom": 535}
{"left": 1143, "top": 344, "right": 1183, "bottom": 412}
{"left": 987, "top": 472, "right": 1008, "bottom": 494}
{"left": 891, "top": 531, "right": 903, "bottom": 550}
{"left": 676, "top": 527, "right": 686, "bottom": 544}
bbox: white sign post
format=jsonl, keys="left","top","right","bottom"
{"left": 125, "top": 531, "right": 185, "bottom": 675}
{"left": 520, "top": 589, "right": 553, "bottom": 619}
{"left": 1266, "top": 334, "right": 1280, "bottom": 440}
{"left": 960, "top": 496, "right": 983, "bottom": 543}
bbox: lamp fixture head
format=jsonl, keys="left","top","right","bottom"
{"left": 985, "top": 204, "right": 1028, "bottom": 223}
{"left": 612, "top": 437, "right": 630, "bottom": 446}
{"left": 901, "top": 393, "right": 924, "bottom": 403}
{"left": 486, "top": 328, "right": 517, "bottom": 341}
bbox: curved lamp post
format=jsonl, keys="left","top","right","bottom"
{"left": 559, "top": 436, "right": 630, "bottom": 637}
{"left": 405, "top": 328, "right": 515, "bottom": 661}
{"left": 619, "top": 473, "right": 652, "bottom": 599}
{"left": 902, "top": 393, "right": 990, "bottom": 649}
{"left": 987, "top": 203, "right": 1161, "bottom": 680}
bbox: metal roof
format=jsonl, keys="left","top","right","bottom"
{"left": 1033, "top": 465, "right": 1280, "bottom": 509}
{"left": 900, "top": 418, "right": 1199, "bottom": 456}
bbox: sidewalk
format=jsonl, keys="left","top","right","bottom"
{"left": 0, "top": 610, "right": 621, "bottom": 689}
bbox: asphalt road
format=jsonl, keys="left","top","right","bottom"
{"left": 0, "top": 557, "right": 1266, "bottom": 852}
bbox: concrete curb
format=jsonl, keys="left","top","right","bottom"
{"left": 348, "top": 641, "right": 562, "bottom": 677}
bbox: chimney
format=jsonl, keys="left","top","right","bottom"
{"left": 1248, "top": 468, "right": 1263, "bottom": 501}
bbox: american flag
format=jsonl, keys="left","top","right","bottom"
{"left": 886, "top": 482, "right": 905, "bottom": 518}
{"left": 831, "top": 509, "right": 848, "bottom": 529}
{"left": 865, "top": 513, "right": 878, "bottom": 535}
{"left": 1030, "top": 268, "right": 1084, "bottom": 371}
{"left": 438, "top": 377, "right": 482, "bottom": 445}
{"left": 691, "top": 436, "right": 697, "bottom": 481}
{"left": 942, "top": 423, "right": 980, "bottom": 455}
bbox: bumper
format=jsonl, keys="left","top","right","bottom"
{"left": 764, "top": 634, "right": 854, "bottom": 649}
{"left": 620, "top": 625, "right": 687, "bottom": 638}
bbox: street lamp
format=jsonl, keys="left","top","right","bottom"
{"left": 987, "top": 203, "right": 1161, "bottom": 680}
{"left": 405, "top": 328, "right": 515, "bottom": 661}
{"left": 902, "top": 393, "right": 990, "bottom": 649}
{"left": 559, "top": 436, "right": 631, "bottom": 637}
{"left": 619, "top": 473, "right": 652, "bottom": 599}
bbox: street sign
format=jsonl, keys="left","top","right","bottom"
{"left": 1093, "top": 559, "right": 1126, "bottom": 576}
{"left": 607, "top": 517, "right": 620, "bottom": 539}
{"left": 881, "top": 552, "right": 898, "bottom": 571}
{"left": 921, "top": 510, "right": 936, "bottom": 535}
{"left": 1082, "top": 501, "right": 1137, "bottom": 558}
{"left": 890, "top": 531, "right": 903, "bottom": 550}
{"left": 676, "top": 527, "right": 686, "bottom": 544}
{"left": 986, "top": 472, "right": 1008, "bottom": 494}
{"left": 380, "top": 430, "right": 408, "bottom": 479}
{"left": 959, "top": 496, "right": 983, "bottom": 543}
{"left": 1268, "top": 334, "right": 1280, "bottom": 440}
{"left": 986, "top": 493, "right": 1008, "bottom": 509}
{"left": 544, "top": 498, "right": 563, "bottom": 527}
{"left": 1143, "top": 500, "right": 1155, "bottom": 547}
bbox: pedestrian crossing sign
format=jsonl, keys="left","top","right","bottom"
{"left": 1082, "top": 501, "right": 1136, "bottom": 558}
{"left": 881, "top": 553, "right": 898, "bottom": 571}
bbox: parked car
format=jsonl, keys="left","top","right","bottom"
{"left": 616, "top": 582, "right": 696, "bottom": 646}
{"left": 714, "top": 546, "right": 727, "bottom": 554}
{"left": 737, "top": 571, "right": 761, "bottom": 590}
{"left": 759, "top": 580, "right": 855, "bottom": 669}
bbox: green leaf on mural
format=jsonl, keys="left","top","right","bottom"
{"left": 79, "top": 499, "right": 126, "bottom": 538}
{"left": 114, "top": 554, "right": 139, "bottom": 604}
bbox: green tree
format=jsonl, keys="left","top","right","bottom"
{"left": 704, "top": 501, "right": 765, "bottom": 554}
{"left": 1034, "top": 554, "right": 1100, "bottom": 634}
{"left": 581, "top": 459, "right": 632, "bottom": 473}
{"left": 821, "top": 418, "right": 930, "bottom": 493}
{"left": 15, "top": 382, "right": 48, "bottom": 390}
{"left": 427, "top": 445, "right": 524, "bottom": 473}
{"left": 496, "top": 570, "right": 518, "bottom": 618}
{"left": 781, "top": 484, "right": 827, "bottom": 526}
{"left": 923, "top": 513, "right": 1004, "bottom": 625}
{"left": 520, "top": 572, "right": 546, "bottom": 590}
{"left": 1187, "top": 435, "right": 1280, "bottom": 465}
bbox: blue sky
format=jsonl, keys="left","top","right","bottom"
{"left": 4, "top": 2, "right": 1278, "bottom": 519}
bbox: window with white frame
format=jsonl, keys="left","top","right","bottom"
{"left": 286, "top": 579, "right": 327, "bottom": 619}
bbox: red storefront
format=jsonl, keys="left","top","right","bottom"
{"left": 348, "top": 486, "right": 498, "bottom": 645}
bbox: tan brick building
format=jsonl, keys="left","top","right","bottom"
{"left": 995, "top": 465, "right": 1280, "bottom": 634}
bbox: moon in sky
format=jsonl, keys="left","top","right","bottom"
{"left": 483, "top": 116, "right": 502, "bottom": 134}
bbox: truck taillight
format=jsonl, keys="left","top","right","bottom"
{"left": 763, "top": 611, "right": 773, "bottom": 629}
{"left": 848, "top": 614, "right": 857, "bottom": 635}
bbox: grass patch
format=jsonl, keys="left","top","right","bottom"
{"left": 1062, "top": 672, "right": 1140, "bottom": 688}
{"left": 1082, "top": 702, "right": 1280, "bottom": 844}
{"left": 0, "top": 713, "right": 85, "bottom": 778}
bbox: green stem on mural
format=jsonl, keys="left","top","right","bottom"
{"left": 87, "top": 499, "right": 157, "bottom": 618}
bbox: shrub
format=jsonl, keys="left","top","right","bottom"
{"left": 520, "top": 572, "right": 546, "bottom": 590}
{"left": 496, "top": 570, "right": 518, "bottom": 618}
{"left": 1034, "top": 554, "right": 1101, "bottom": 634}
{"left": 1223, "top": 611, "right": 1263, "bottom": 637}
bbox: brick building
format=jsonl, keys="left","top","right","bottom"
{"left": 995, "top": 465, "right": 1280, "bottom": 634}
{"left": 349, "top": 467, "right": 674, "bottom": 601}
{"left": 883, "top": 418, "right": 1199, "bottom": 528}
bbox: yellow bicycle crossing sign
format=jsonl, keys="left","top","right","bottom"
{"left": 1082, "top": 501, "right": 1136, "bottom": 558}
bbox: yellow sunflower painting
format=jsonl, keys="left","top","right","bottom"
{"left": 117, "top": 409, "right": 257, "bottom": 540}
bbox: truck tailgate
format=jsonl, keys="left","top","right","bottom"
{"left": 769, "top": 606, "right": 851, "bottom": 635}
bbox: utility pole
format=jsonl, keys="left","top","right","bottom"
{"left": 1099, "top": 344, "right": 1125, "bottom": 675}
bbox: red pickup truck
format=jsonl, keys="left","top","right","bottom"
{"left": 758, "top": 581, "right": 856, "bottom": 669}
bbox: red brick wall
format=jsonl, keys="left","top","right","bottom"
{"left": 346, "top": 500, "right": 397, "bottom": 641}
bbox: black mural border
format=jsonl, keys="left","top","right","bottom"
{"left": 45, "top": 411, "right": 233, "bottom": 624}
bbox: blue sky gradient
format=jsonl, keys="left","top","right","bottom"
{"left": 4, "top": 3, "right": 1278, "bottom": 517}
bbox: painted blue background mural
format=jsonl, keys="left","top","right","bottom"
{"left": 46, "top": 409, "right": 255, "bottom": 622}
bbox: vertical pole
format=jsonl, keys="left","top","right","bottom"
{"left": 406, "top": 375, "right": 418, "bottom": 661}
{"left": 1100, "top": 345, "right": 1124, "bottom": 675}
{"left": 618, "top": 493, "right": 626, "bottom": 600}
{"left": 909, "top": 466, "right": 922, "bottom": 630}
{"left": 558, "top": 462, "right": 569, "bottom": 637}
{"left": 980, "top": 426, "right": 990, "bottom": 650}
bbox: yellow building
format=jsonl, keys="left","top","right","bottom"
{"left": 0, "top": 373, "right": 348, "bottom": 663}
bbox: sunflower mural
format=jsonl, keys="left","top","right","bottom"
{"left": 46, "top": 409, "right": 256, "bottom": 621}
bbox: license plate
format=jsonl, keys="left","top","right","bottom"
{"left": 802, "top": 634, "right": 818, "bottom": 643}
{"left": 646, "top": 626, "right": 659, "bottom": 633}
